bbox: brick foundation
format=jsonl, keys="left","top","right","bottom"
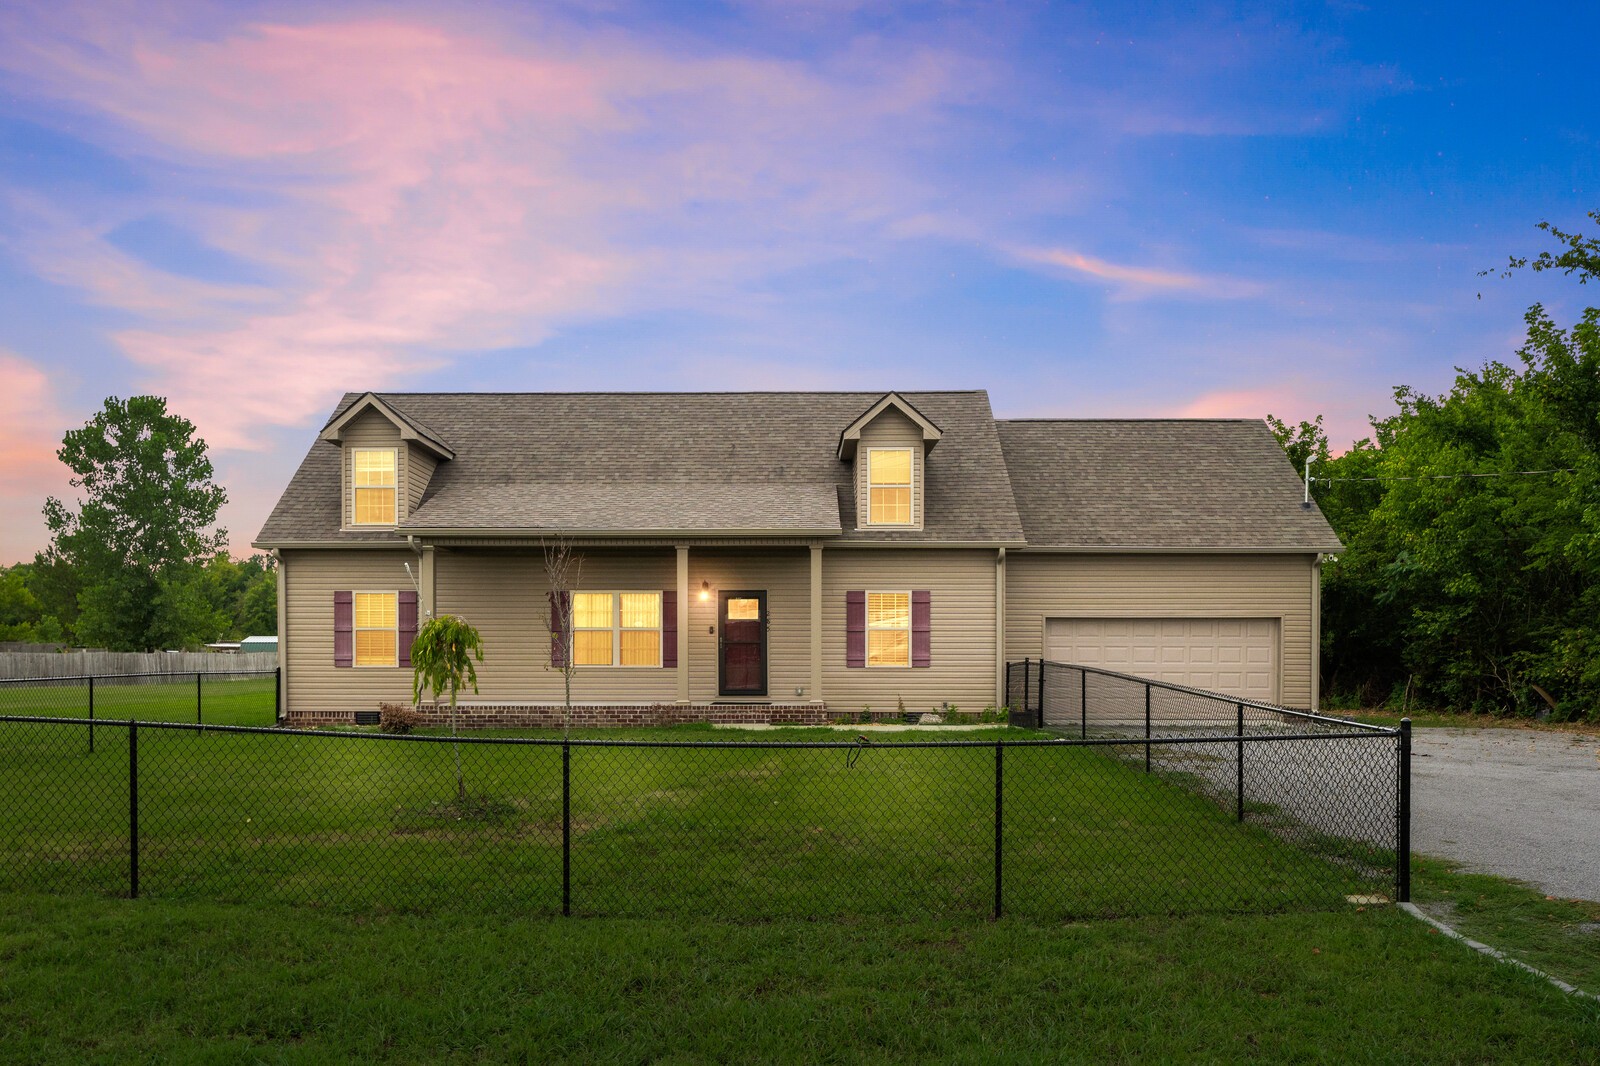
{"left": 286, "top": 702, "right": 834, "bottom": 729}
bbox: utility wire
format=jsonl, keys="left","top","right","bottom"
{"left": 1314, "top": 469, "right": 1574, "bottom": 484}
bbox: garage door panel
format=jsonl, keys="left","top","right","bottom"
{"left": 1046, "top": 616, "right": 1279, "bottom": 703}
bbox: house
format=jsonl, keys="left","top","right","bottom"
{"left": 253, "top": 391, "right": 1341, "bottom": 727}
{"left": 239, "top": 635, "right": 279, "bottom": 654}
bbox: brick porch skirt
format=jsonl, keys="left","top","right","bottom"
{"left": 286, "top": 702, "right": 832, "bottom": 729}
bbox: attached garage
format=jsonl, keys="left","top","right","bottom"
{"left": 1043, "top": 617, "right": 1279, "bottom": 703}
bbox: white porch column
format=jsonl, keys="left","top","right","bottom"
{"left": 677, "top": 545, "right": 690, "bottom": 703}
{"left": 995, "top": 548, "right": 1007, "bottom": 709}
{"left": 419, "top": 544, "right": 436, "bottom": 620}
{"left": 810, "top": 543, "right": 824, "bottom": 704}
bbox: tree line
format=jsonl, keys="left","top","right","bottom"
{"left": 0, "top": 396, "right": 275, "bottom": 650}
{"left": 1273, "top": 212, "right": 1600, "bottom": 720}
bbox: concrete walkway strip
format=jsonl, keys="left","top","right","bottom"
{"left": 1398, "top": 902, "right": 1598, "bottom": 1003}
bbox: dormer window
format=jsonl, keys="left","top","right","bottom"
{"left": 352, "top": 449, "right": 397, "bottom": 525}
{"left": 867, "top": 448, "right": 914, "bottom": 525}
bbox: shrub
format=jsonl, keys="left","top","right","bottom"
{"left": 378, "top": 701, "right": 423, "bottom": 735}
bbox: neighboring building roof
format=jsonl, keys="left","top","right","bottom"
{"left": 257, "top": 391, "right": 1025, "bottom": 545}
{"left": 995, "top": 419, "right": 1343, "bottom": 552}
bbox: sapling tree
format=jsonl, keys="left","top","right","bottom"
{"left": 410, "top": 614, "right": 483, "bottom": 799}
{"left": 542, "top": 535, "right": 583, "bottom": 737}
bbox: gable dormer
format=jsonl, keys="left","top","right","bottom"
{"left": 837, "top": 392, "right": 942, "bottom": 531}
{"left": 319, "top": 393, "right": 453, "bottom": 530}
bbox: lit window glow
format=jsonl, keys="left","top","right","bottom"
{"left": 866, "top": 591, "right": 910, "bottom": 667}
{"left": 352, "top": 449, "right": 397, "bottom": 525}
{"left": 354, "top": 592, "right": 398, "bottom": 667}
{"left": 867, "top": 448, "right": 913, "bottom": 525}
{"left": 571, "top": 591, "right": 662, "bottom": 666}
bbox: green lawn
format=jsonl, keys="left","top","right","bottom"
{"left": 0, "top": 674, "right": 276, "bottom": 727}
{"left": 0, "top": 893, "right": 1595, "bottom": 1063}
{"left": 0, "top": 721, "right": 1396, "bottom": 920}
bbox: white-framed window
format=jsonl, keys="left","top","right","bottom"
{"left": 352, "top": 448, "right": 398, "bottom": 526}
{"left": 866, "top": 591, "right": 911, "bottom": 667}
{"left": 866, "top": 448, "right": 914, "bottom": 526}
{"left": 354, "top": 591, "right": 398, "bottom": 667}
{"left": 571, "top": 591, "right": 662, "bottom": 667}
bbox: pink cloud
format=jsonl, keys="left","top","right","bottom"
{"left": 2, "top": 10, "right": 985, "bottom": 460}
{"left": 1012, "top": 245, "right": 1263, "bottom": 300}
{"left": 0, "top": 353, "right": 72, "bottom": 564}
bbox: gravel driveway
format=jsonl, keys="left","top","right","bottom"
{"left": 1412, "top": 727, "right": 1600, "bottom": 902}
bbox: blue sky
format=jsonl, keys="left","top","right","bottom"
{"left": 0, "top": 0, "right": 1595, "bottom": 563}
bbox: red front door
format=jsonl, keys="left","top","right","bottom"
{"left": 719, "top": 591, "right": 767, "bottom": 697}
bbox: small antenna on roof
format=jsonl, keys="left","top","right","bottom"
{"left": 1302, "top": 457, "right": 1313, "bottom": 509}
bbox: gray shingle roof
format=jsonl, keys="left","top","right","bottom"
{"left": 407, "top": 482, "right": 841, "bottom": 534}
{"left": 257, "top": 391, "right": 1025, "bottom": 545}
{"left": 995, "top": 419, "right": 1342, "bottom": 551}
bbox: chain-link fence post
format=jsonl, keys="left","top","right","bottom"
{"left": 1397, "top": 718, "right": 1412, "bottom": 902}
{"left": 1235, "top": 702, "right": 1245, "bottom": 822}
{"left": 562, "top": 738, "right": 572, "bottom": 917}
{"left": 1036, "top": 661, "right": 1046, "bottom": 729}
{"left": 1144, "top": 682, "right": 1152, "bottom": 772}
{"left": 196, "top": 672, "right": 203, "bottom": 728}
{"left": 128, "top": 721, "right": 139, "bottom": 899}
{"left": 88, "top": 675, "right": 95, "bottom": 754}
{"left": 992, "top": 741, "right": 1003, "bottom": 920}
{"left": 1080, "top": 668, "right": 1087, "bottom": 739}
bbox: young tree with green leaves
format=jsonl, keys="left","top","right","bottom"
{"left": 43, "top": 396, "right": 228, "bottom": 650}
{"left": 410, "top": 614, "right": 484, "bottom": 799}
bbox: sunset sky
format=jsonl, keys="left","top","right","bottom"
{"left": 1, "top": 1, "right": 1596, "bottom": 563}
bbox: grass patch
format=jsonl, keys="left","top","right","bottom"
{"left": 1412, "top": 854, "right": 1600, "bottom": 994}
{"left": 0, "top": 722, "right": 1397, "bottom": 919}
{"left": 0, "top": 892, "right": 1595, "bottom": 1063}
{"left": 1348, "top": 707, "right": 1600, "bottom": 734}
{"left": 0, "top": 675, "right": 276, "bottom": 727}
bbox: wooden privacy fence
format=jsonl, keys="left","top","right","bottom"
{"left": 0, "top": 651, "right": 278, "bottom": 680}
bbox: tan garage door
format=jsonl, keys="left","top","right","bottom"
{"left": 1045, "top": 617, "right": 1279, "bottom": 702}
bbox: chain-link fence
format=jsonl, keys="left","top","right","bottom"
{"left": 1008, "top": 658, "right": 1409, "bottom": 900}
{"left": 0, "top": 706, "right": 1408, "bottom": 919}
{"left": 0, "top": 670, "right": 278, "bottom": 730}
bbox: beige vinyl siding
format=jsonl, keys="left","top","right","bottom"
{"left": 282, "top": 549, "right": 417, "bottom": 714}
{"left": 688, "top": 549, "right": 811, "bottom": 701}
{"left": 341, "top": 410, "right": 406, "bottom": 527}
{"left": 406, "top": 443, "right": 438, "bottom": 513}
{"left": 435, "top": 549, "right": 677, "bottom": 704}
{"left": 824, "top": 549, "right": 997, "bottom": 711}
{"left": 854, "top": 409, "right": 924, "bottom": 531}
{"left": 1004, "top": 553, "right": 1318, "bottom": 709}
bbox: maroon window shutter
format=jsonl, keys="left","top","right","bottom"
{"left": 911, "top": 590, "right": 931, "bottom": 668}
{"left": 333, "top": 591, "right": 353, "bottom": 668}
{"left": 662, "top": 590, "right": 678, "bottom": 668}
{"left": 846, "top": 590, "right": 866, "bottom": 668}
{"left": 549, "top": 590, "right": 569, "bottom": 667}
{"left": 397, "top": 590, "right": 419, "bottom": 668}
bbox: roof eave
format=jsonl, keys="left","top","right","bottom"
{"left": 1013, "top": 543, "right": 1344, "bottom": 554}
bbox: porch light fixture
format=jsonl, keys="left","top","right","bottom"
{"left": 699, "top": 580, "right": 711, "bottom": 603}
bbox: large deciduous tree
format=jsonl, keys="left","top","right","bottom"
{"left": 1284, "top": 213, "right": 1600, "bottom": 719}
{"left": 43, "top": 396, "right": 228, "bottom": 651}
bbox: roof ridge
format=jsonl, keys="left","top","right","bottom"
{"left": 368, "top": 389, "right": 990, "bottom": 396}
{"left": 996, "top": 417, "right": 1263, "bottom": 424}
